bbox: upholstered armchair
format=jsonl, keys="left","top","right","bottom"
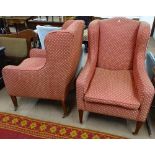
{"left": 3, "top": 20, "right": 84, "bottom": 117}
{"left": 76, "top": 18, "right": 154, "bottom": 134}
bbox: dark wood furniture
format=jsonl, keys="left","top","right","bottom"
{"left": 0, "top": 29, "right": 37, "bottom": 67}
{"left": 15, "top": 29, "right": 38, "bottom": 51}
{"left": 27, "top": 20, "right": 64, "bottom": 29}
{"left": 27, "top": 16, "right": 64, "bottom": 29}
{"left": 0, "top": 29, "right": 38, "bottom": 57}
{"left": 0, "top": 46, "right": 5, "bottom": 89}
{"left": 3, "top": 16, "right": 36, "bottom": 32}
{"left": 0, "top": 18, "right": 8, "bottom": 34}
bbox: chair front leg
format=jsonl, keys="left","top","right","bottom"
{"left": 78, "top": 110, "right": 84, "bottom": 124}
{"left": 10, "top": 96, "right": 18, "bottom": 111}
{"left": 133, "top": 121, "right": 144, "bottom": 135}
{"left": 61, "top": 99, "right": 68, "bottom": 118}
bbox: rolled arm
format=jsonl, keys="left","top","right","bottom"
{"left": 133, "top": 21, "right": 155, "bottom": 121}
{"left": 135, "top": 65, "right": 154, "bottom": 100}
{"left": 2, "top": 63, "right": 45, "bottom": 96}
{"left": 76, "top": 20, "right": 99, "bottom": 110}
{"left": 77, "top": 61, "right": 95, "bottom": 92}
{"left": 76, "top": 60, "right": 96, "bottom": 109}
{"left": 29, "top": 48, "right": 46, "bottom": 58}
{"left": 134, "top": 62, "right": 154, "bottom": 121}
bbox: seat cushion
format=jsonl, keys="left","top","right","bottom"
{"left": 84, "top": 68, "right": 140, "bottom": 110}
{"left": 17, "top": 58, "right": 46, "bottom": 70}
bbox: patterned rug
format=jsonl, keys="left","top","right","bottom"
{"left": 0, "top": 112, "right": 125, "bottom": 139}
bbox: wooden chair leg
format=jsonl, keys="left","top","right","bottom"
{"left": 133, "top": 121, "right": 143, "bottom": 135}
{"left": 79, "top": 110, "right": 83, "bottom": 124}
{"left": 61, "top": 100, "right": 68, "bottom": 118}
{"left": 10, "top": 96, "right": 18, "bottom": 111}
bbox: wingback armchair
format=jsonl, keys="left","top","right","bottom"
{"left": 3, "top": 20, "right": 84, "bottom": 117}
{"left": 76, "top": 18, "right": 154, "bottom": 134}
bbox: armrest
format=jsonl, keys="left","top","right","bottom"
{"left": 134, "top": 64, "right": 154, "bottom": 121}
{"left": 29, "top": 48, "right": 46, "bottom": 58}
{"left": 133, "top": 22, "right": 155, "bottom": 121}
{"left": 2, "top": 63, "right": 45, "bottom": 96}
{"left": 77, "top": 60, "right": 95, "bottom": 93}
{"left": 76, "top": 59, "right": 96, "bottom": 110}
{"left": 135, "top": 66, "right": 154, "bottom": 101}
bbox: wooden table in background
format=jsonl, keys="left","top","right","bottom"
{"left": 27, "top": 20, "right": 64, "bottom": 29}
{"left": 4, "top": 16, "right": 36, "bottom": 32}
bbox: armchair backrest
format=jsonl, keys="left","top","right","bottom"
{"left": 62, "top": 20, "right": 75, "bottom": 30}
{"left": 91, "top": 18, "right": 141, "bottom": 70}
{"left": 44, "top": 20, "right": 84, "bottom": 85}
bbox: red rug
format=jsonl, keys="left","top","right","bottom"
{"left": 0, "top": 112, "right": 125, "bottom": 139}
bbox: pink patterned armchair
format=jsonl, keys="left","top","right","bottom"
{"left": 76, "top": 18, "right": 154, "bottom": 134}
{"left": 3, "top": 20, "right": 84, "bottom": 117}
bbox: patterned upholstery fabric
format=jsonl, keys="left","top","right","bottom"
{"left": 85, "top": 68, "right": 140, "bottom": 110}
{"left": 36, "top": 25, "right": 61, "bottom": 49}
{"left": 62, "top": 20, "right": 75, "bottom": 30}
{"left": 12, "top": 58, "right": 46, "bottom": 70}
{"left": 76, "top": 20, "right": 99, "bottom": 110}
{"left": 3, "top": 20, "right": 84, "bottom": 102}
{"left": 133, "top": 22, "right": 154, "bottom": 121}
{"left": 29, "top": 48, "right": 46, "bottom": 58}
{"left": 76, "top": 18, "right": 154, "bottom": 122}
{"left": 98, "top": 18, "right": 139, "bottom": 70}
{"left": 63, "top": 21, "right": 88, "bottom": 42}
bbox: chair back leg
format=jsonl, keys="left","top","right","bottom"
{"left": 61, "top": 100, "right": 68, "bottom": 118}
{"left": 78, "top": 110, "right": 83, "bottom": 124}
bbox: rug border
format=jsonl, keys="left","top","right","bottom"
{"left": 0, "top": 112, "right": 126, "bottom": 139}
{"left": 0, "top": 123, "right": 64, "bottom": 139}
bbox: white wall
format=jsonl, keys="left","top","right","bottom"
{"left": 139, "top": 16, "right": 154, "bottom": 30}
